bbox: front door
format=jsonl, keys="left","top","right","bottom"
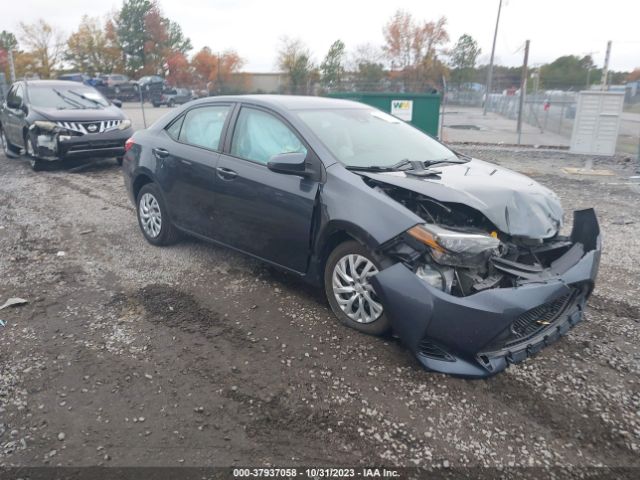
{"left": 3, "top": 84, "right": 25, "bottom": 146}
{"left": 214, "top": 106, "right": 320, "bottom": 273}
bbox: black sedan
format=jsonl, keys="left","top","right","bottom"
{"left": 121, "top": 95, "right": 601, "bottom": 378}
{"left": 0, "top": 80, "right": 133, "bottom": 170}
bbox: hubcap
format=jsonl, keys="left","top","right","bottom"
{"left": 139, "top": 193, "right": 162, "bottom": 238}
{"left": 332, "top": 254, "right": 383, "bottom": 324}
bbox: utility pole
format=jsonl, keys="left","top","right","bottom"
{"left": 8, "top": 50, "right": 16, "bottom": 82}
{"left": 517, "top": 40, "right": 530, "bottom": 145}
{"left": 440, "top": 75, "right": 447, "bottom": 140}
{"left": 483, "top": 0, "right": 503, "bottom": 115}
{"left": 601, "top": 41, "right": 612, "bottom": 91}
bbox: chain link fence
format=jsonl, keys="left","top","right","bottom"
{"left": 484, "top": 91, "right": 578, "bottom": 137}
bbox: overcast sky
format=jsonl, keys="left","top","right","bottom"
{"left": 2, "top": 0, "right": 639, "bottom": 72}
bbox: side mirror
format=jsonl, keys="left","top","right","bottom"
{"left": 112, "top": 99, "right": 123, "bottom": 108}
{"left": 267, "top": 152, "right": 308, "bottom": 176}
{"left": 21, "top": 103, "right": 28, "bottom": 114}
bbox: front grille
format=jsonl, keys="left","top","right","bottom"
{"left": 56, "top": 120, "right": 122, "bottom": 135}
{"left": 490, "top": 291, "right": 576, "bottom": 350}
{"left": 511, "top": 293, "right": 572, "bottom": 339}
{"left": 417, "top": 339, "right": 455, "bottom": 362}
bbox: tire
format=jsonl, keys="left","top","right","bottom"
{"left": 324, "top": 240, "right": 391, "bottom": 336}
{"left": 167, "top": 99, "right": 175, "bottom": 108}
{"left": 116, "top": 157, "right": 123, "bottom": 166}
{"left": 24, "top": 132, "right": 44, "bottom": 171}
{"left": 0, "top": 124, "right": 20, "bottom": 158}
{"left": 136, "top": 183, "right": 180, "bottom": 246}
{"left": 152, "top": 102, "right": 159, "bottom": 108}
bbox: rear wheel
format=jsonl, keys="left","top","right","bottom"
{"left": 324, "top": 240, "right": 390, "bottom": 336}
{"left": 0, "top": 125, "right": 20, "bottom": 158}
{"left": 136, "top": 183, "right": 179, "bottom": 246}
{"left": 116, "top": 157, "right": 123, "bottom": 166}
{"left": 167, "top": 99, "right": 175, "bottom": 108}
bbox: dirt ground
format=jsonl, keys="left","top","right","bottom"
{"left": 0, "top": 145, "right": 639, "bottom": 472}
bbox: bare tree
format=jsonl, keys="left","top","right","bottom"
{"left": 277, "top": 37, "right": 314, "bottom": 94}
{"left": 18, "top": 19, "right": 64, "bottom": 78}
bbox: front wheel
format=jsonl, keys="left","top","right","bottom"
{"left": 24, "top": 133, "right": 43, "bottom": 171}
{"left": 324, "top": 240, "right": 390, "bottom": 336}
{"left": 0, "top": 125, "right": 20, "bottom": 158}
{"left": 136, "top": 183, "right": 179, "bottom": 246}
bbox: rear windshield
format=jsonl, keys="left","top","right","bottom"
{"left": 29, "top": 85, "right": 110, "bottom": 110}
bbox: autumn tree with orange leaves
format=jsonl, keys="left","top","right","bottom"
{"left": 66, "top": 15, "right": 124, "bottom": 76}
{"left": 191, "top": 47, "right": 245, "bottom": 94}
{"left": 382, "top": 10, "right": 449, "bottom": 91}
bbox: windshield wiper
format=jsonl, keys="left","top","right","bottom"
{"left": 346, "top": 159, "right": 415, "bottom": 172}
{"left": 67, "top": 90, "right": 102, "bottom": 108}
{"left": 52, "top": 89, "right": 86, "bottom": 109}
{"left": 423, "top": 156, "right": 470, "bottom": 167}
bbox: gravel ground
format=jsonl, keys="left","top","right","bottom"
{"left": 0, "top": 145, "right": 639, "bottom": 473}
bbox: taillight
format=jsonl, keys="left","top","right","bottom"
{"left": 124, "top": 137, "right": 135, "bottom": 152}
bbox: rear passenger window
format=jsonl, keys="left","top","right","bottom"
{"left": 178, "top": 105, "right": 230, "bottom": 151}
{"left": 166, "top": 116, "right": 184, "bottom": 140}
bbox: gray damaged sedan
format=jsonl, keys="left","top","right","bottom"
{"left": 121, "top": 95, "right": 601, "bottom": 378}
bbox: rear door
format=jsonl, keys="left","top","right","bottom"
{"left": 155, "top": 103, "right": 233, "bottom": 238}
{"left": 213, "top": 105, "right": 321, "bottom": 273}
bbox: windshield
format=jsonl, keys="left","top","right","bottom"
{"left": 296, "top": 108, "right": 456, "bottom": 168}
{"left": 28, "top": 85, "right": 110, "bottom": 110}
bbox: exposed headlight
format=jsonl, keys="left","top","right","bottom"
{"left": 33, "top": 120, "right": 58, "bottom": 131}
{"left": 118, "top": 119, "right": 132, "bottom": 130}
{"left": 407, "top": 224, "right": 501, "bottom": 267}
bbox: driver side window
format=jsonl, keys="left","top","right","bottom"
{"left": 6, "top": 85, "right": 22, "bottom": 108}
{"left": 230, "top": 107, "right": 306, "bottom": 165}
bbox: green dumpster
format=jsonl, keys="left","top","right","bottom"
{"left": 326, "top": 92, "right": 441, "bottom": 137}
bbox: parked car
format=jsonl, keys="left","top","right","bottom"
{"left": 0, "top": 80, "right": 133, "bottom": 170}
{"left": 99, "top": 74, "right": 138, "bottom": 100}
{"left": 58, "top": 73, "right": 92, "bottom": 84}
{"left": 136, "top": 75, "right": 165, "bottom": 102}
{"left": 152, "top": 88, "right": 193, "bottom": 108}
{"left": 121, "top": 95, "right": 601, "bottom": 378}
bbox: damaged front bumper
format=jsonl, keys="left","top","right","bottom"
{"left": 370, "top": 209, "right": 601, "bottom": 378}
{"left": 31, "top": 126, "right": 133, "bottom": 161}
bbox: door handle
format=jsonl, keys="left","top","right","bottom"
{"left": 152, "top": 147, "right": 169, "bottom": 159}
{"left": 216, "top": 167, "right": 238, "bottom": 180}
{"left": 179, "top": 159, "right": 193, "bottom": 166}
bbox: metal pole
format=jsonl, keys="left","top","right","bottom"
{"left": 517, "top": 40, "right": 530, "bottom": 145}
{"left": 440, "top": 75, "right": 447, "bottom": 140}
{"left": 601, "top": 41, "right": 611, "bottom": 91}
{"left": 139, "top": 84, "right": 147, "bottom": 129}
{"left": 483, "top": 0, "right": 503, "bottom": 115}
{"left": 8, "top": 50, "right": 16, "bottom": 82}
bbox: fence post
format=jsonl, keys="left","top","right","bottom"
{"left": 139, "top": 85, "right": 147, "bottom": 129}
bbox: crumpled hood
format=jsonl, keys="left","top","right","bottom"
{"left": 360, "top": 159, "right": 564, "bottom": 239}
{"left": 31, "top": 105, "right": 125, "bottom": 122}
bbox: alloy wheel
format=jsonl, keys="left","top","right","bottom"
{"left": 139, "top": 192, "right": 162, "bottom": 238}
{"left": 332, "top": 254, "right": 383, "bottom": 324}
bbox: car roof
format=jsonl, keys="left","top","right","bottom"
{"left": 21, "top": 80, "right": 92, "bottom": 88}
{"left": 189, "top": 94, "right": 367, "bottom": 111}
